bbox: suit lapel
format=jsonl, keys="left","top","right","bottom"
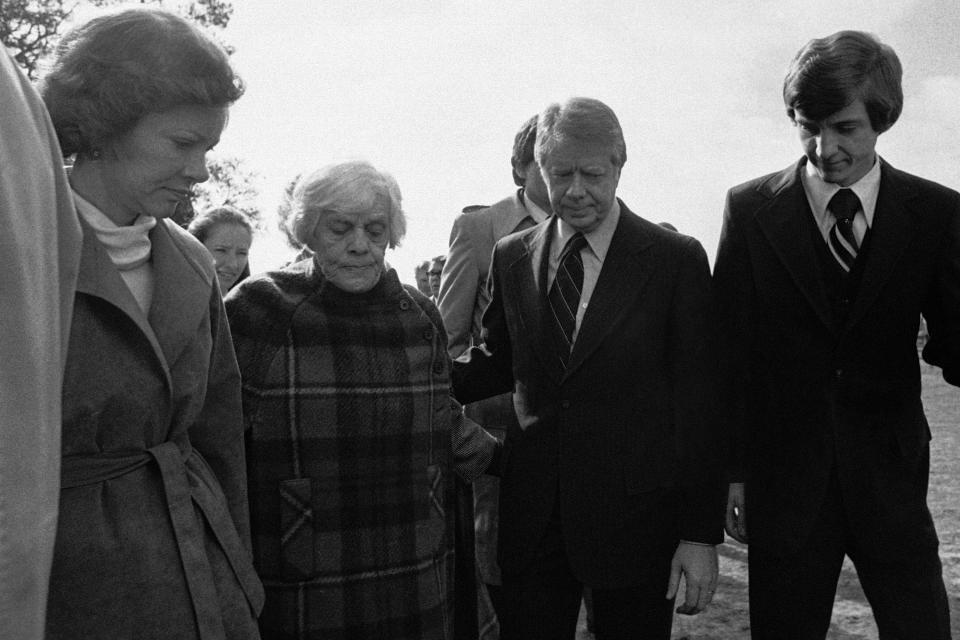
{"left": 513, "top": 220, "right": 566, "bottom": 385}
{"left": 844, "top": 162, "right": 918, "bottom": 332}
{"left": 565, "top": 206, "right": 655, "bottom": 376}
{"left": 754, "top": 163, "right": 835, "bottom": 333}
{"left": 75, "top": 217, "right": 172, "bottom": 392}
{"left": 491, "top": 190, "right": 534, "bottom": 240}
{"left": 148, "top": 221, "right": 213, "bottom": 373}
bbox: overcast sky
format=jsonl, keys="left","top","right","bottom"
{"left": 209, "top": 0, "right": 960, "bottom": 280}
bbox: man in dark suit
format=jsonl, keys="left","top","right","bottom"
{"left": 452, "top": 97, "right": 724, "bottom": 640}
{"left": 438, "top": 114, "right": 550, "bottom": 635}
{"left": 714, "top": 31, "right": 959, "bottom": 639}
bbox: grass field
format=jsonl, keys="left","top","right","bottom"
{"left": 577, "top": 368, "right": 959, "bottom": 639}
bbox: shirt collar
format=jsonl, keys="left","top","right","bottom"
{"left": 523, "top": 192, "right": 549, "bottom": 224}
{"left": 553, "top": 198, "right": 620, "bottom": 262}
{"left": 802, "top": 155, "right": 881, "bottom": 228}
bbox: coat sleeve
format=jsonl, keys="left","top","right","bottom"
{"left": 671, "top": 237, "right": 726, "bottom": 544}
{"left": 437, "top": 211, "right": 483, "bottom": 359}
{"left": 712, "top": 189, "right": 755, "bottom": 484}
{"left": 190, "top": 283, "right": 253, "bottom": 551}
{"left": 451, "top": 240, "right": 515, "bottom": 405}
{"left": 0, "top": 49, "right": 81, "bottom": 640}
{"left": 450, "top": 397, "right": 501, "bottom": 481}
{"left": 921, "top": 190, "right": 960, "bottom": 386}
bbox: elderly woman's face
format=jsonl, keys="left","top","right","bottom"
{"left": 310, "top": 199, "right": 390, "bottom": 293}
{"left": 97, "top": 105, "right": 227, "bottom": 225}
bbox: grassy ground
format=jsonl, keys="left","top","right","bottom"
{"left": 575, "top": 369, "right": 959, "bottom": 639}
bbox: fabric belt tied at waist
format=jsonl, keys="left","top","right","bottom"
{"left": 60, "top": 438, "right": 264, "bottom": 638}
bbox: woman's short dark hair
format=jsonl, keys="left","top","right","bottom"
{"left": 187, "top": 205, "right": 252, "bottom": 243}
{"left": 41, "top": 7, "right": 244, "bottom": 157}
{"left": 783, "top": 30, "right": 903, "bottom": 133}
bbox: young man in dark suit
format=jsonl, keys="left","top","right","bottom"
{"left": 714, "top": 30, "right": 959, "bottom": 639}
{"left": 453, "top": 97, "right": 725, "bottom": 640}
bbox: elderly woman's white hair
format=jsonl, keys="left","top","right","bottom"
{"left": 286, "top": 160, "right": 407, "bottom": 250}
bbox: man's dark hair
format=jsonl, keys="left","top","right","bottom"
{"left": 783, "top": 30, "right": 902, "bottom": 133}
{"left": 510, "top": 114, "right": 538, "bottom": 187}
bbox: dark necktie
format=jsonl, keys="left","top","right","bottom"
{"left": 548, "top": 233, "right": 588, "bottom": 364}
{"left": 827, "top": 188, "right": 862, "bottom": 272}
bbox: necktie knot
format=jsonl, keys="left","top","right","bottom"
{"left": 829, "top": 188, "right": 861, "bottom": 223}
{"left": 826, "top": 189, "right": 862, "bottom": 273}
{"left": 561, "top": 233, "right": 588, "bottom": 261}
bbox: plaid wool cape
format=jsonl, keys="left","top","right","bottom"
{"left": 225, "top": 260, "right": 496, "bottom": 640}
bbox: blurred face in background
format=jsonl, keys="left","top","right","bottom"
{"left": 428, "top": 258, "right": 444, "bottom": 298}
{"left": 518, "top": 160, "right": 551, "bottom": 212}
{"left": 415, "top": 262, "right": 431, "bottom": 295}
{"left": 201, "top": 222, "right": 251, "bottom": 291}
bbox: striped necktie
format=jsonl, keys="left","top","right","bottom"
{"left": 827, "top": 188, "right": 861, "bottom": 272}
{"left": 548, "top": 232, "right": 588, "bottom": 364}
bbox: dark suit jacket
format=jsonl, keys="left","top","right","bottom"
{"left": 714, "top": 158, "right": 960, "bottom": 558}
{"left": 437, "top": 190, "right": 540, "bottom": 588}
{"left": 452, "top": 201, "right": 724, "bottom": 588}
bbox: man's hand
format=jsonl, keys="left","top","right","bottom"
{"left": 666, "top": 541, "right": 718, "bottom": 615}
{"left": 725, "top": 482, "right": 748, "bottom": 543}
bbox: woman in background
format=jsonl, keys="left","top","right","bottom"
{"left": 189, "top": 205, "right": 253, "bottom": 291}
{"left": 41, "top": 7, "right": 262, "bottom": 638}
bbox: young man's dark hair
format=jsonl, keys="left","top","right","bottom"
{"left": 783, "top": 30, "right": 903, "bottom": 133}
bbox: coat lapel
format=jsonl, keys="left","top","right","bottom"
{"left": 565, "top": 205, "right": 655, "bottom": 376}
{"left": 754, "top": 162, "right": 835, "bottom": 333}
{"left": 148, "top": 221, "right": 214, "bottom": 373}
{"left": 75, "top": 217, "right": 172, "bottom": 392}
{"left": 844, "top": 161, "right": 918, "bottom": 333}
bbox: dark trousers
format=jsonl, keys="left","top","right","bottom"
{"left": 499, "top": 510, "right": 675, "bottom": 640}
{"left": 749, "top": 469, "right": 951, "bottom": 640}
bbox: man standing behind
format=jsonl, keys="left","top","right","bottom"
{"left": 438, "top": 114, "right": 551, "bottom": 633}
{"left": 428, "top": 255, "right": 446, "bottom": 301}
{"left": 715, "top": 31, "right": 958, "bottom": 639}
{"left": 414, "top": 260, "right": 432, "bottom": 296}
{"left": 453, "top": 97, "right": 723, "bottom": 640}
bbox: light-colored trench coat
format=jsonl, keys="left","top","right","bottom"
{"left": 46, "top": 217, "right": 264, "bottom": 640}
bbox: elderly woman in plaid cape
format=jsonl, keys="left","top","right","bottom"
{"left": 225, "top": 160, "right": 500, "bottom": 639}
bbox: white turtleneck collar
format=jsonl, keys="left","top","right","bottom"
{"left": 72, "top": 191, "right": 157, "bottom": 270}
{"left": 73, "top": 190, "right": 157, "bottom": 314}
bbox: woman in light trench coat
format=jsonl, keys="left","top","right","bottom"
{"left": 40, "top": 8, "right": 263, "bottom": 638}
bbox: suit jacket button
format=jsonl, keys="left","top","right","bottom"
{"left": 561, "top": 400, "right": 570, "bottom": 409}
{"left": 835, "top": 368, "right": 843, "bottom": 379}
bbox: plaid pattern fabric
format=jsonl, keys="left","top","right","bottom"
{"left": 227, "top": 261, "right": 473, "bottom": 640}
